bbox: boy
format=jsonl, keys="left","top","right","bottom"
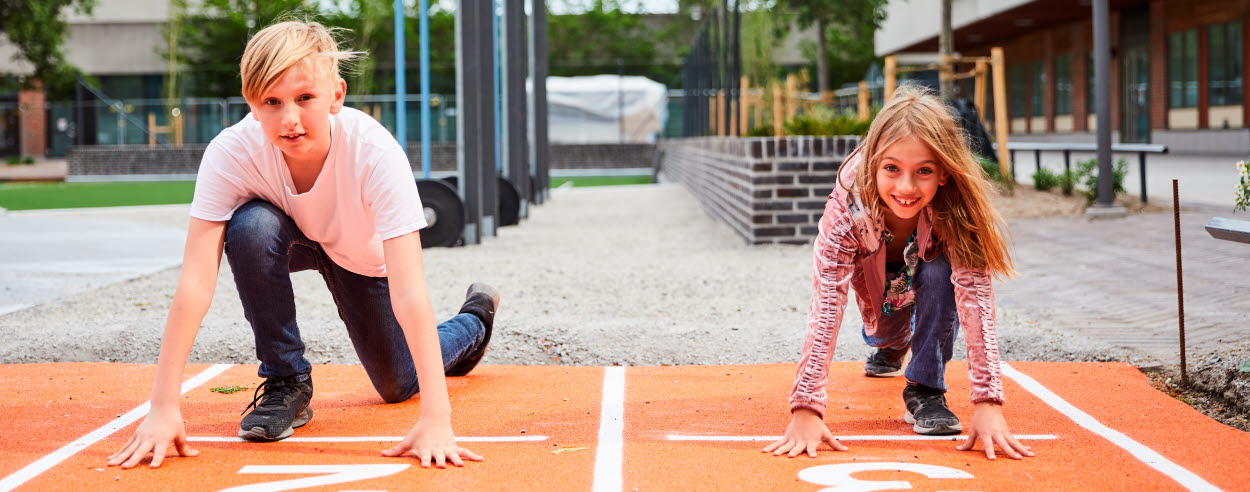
{"left": 107, "top": 20, "right": 495, "bottom": 470}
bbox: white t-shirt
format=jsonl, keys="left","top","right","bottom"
{"left": 189, "top": 106, "right": 426, "bottom": 277}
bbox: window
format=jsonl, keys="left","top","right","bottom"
{"left": 1087, "top": 51, "right": 1096, "bottom": 113}
{"left": 1031, "top": 60, "right": 1045, "bottom": 116}
{"left": 1054, "top": 53, "right": 1073, "bottom": 115}
{"left": 1169, "top": 29, "right": 1199, "bottom": 108}
{"left": 1208, "top": 21, "right": 1243, "bottom": 106}
{"left": 1010, "top": 64, "right": 1027, "bottom": 118}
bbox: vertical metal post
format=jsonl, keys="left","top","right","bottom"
{"left": 618, "top": 59, "right": 625, "bottom": 143}
{"left": 493, "top": 0, "right": 503, "bottom": 174}
{"left": 732, "top": 0, "right": 741, "bottom": 136}
{"left": 1063, "top": 149, "right": 1071, "bottom": 175}
{"left": 1093, "top": 0, "right": 1115, "bottom": 207}
{"left": 528, "top": 0, "right": 550, "bottom": 203}
{"left": 480, "top": 0, "right": 498, "bottom": 236}
{"left": 457, "top": 0, "right": 496, "bottom": 244}
{"left": 394, "top": 0, "right": 407, "bottom": 152}
{"left": 1139, "top": 151, "right": 1148, "bottom": 203}
{"left": 419, "top": 0, "right": 432, "bottom": 179}
{"left": 1173, "top": 179, "right": 1187, "bottom": 386}
{"left": 504, "top": 0, "right": 529, "bottom": 214}
{"left": 1035, "top": 149, "right": 1041, "bottom": 173}
{"left": 75, "top": 78, "right": 85, "bottom": 146}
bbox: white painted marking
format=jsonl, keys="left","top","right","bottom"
{"left": 0, "top": 364, "right": 234, "bottom": 492}
{"left": 220, "top": 464, "right": 409, "bottom": 492}
{"left": 592, "top": 366, "right": 626, "bottom": 492}
{"left": 1003, "top": 363, "right": 1219, "bottom": 491}
{"left": 666, "top": 434, "right": 1058, "bottom": 442}
{"left": 188, "top": 435, "right": 548, "bottom": 443}
{"left": 799, "top": 462, "right": 975, "bottom": 492}
{"left": 7, "top": 203, "right": 191, "bottom": 216}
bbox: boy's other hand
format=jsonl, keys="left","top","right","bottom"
{"left": 763, "top": 408, "right": 848, "bottom": 458}
{"left": 381, "top": 419, "right": 484, "bottom": 468}
{"left": 107, "top": 408, "right": 199, "bottom": 469}
{"left": 956, "top": 402, "right": 1036, "bottom": 460}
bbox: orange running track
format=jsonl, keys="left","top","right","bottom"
{"left": 0, "top": 362, "right": 1246, "bottom": 491}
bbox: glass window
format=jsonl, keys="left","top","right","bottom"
{"left": 1168, "top": 29, "right": 1199, "bottom": 108}
{"left": 1031, "top": 60, "right": 1045, "bottom": 116}
{"left": 1010, "top": 64, "right": 1027, "bottom": 118}
{"left": 1209, "top": 21, "right": 1243, "bottom": 106}
{"left": 1054, "top": 53, "right": 1073, "bottom": 115}
{"left": 1087, "top": 51, "right": 1096, "bottom": 114}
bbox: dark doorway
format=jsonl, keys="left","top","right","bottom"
{"left": 1120, "top": 5, "right": 1151, "bottom": 143}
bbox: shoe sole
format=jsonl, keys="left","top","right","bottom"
{"left": 864, "top": 367, "right": 904, "bottom": 377}
{"left": 904, "top": 410, "right": 962, "bottom": 435}
{"left": 238, "top": 406, "right": 314, "bottom": 442}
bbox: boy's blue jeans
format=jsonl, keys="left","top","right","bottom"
{"left": 223, "top": 200, "right": 486, "bottom": 403}
{"left": 861, "top": 254, "right": 960, "bottom": 393}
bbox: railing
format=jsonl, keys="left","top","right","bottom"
{"left": 996, "top": 142, "right": 1168, "bottom": 203}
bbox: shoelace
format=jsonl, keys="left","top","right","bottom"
{"left": 240, "top": 378, "right": 294, "bottom": 416}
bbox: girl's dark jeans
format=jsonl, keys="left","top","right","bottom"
{"left": 861, "top": 254, "right": 960, "bottom": 392}
{"left": 224, "top": 199, "right": 485, "bottom": 403}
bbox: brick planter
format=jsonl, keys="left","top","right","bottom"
{"left": 659, "top": 136, "right": 860, "bottom": 245}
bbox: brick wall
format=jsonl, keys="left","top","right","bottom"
{"left": 67, "top": 143, "right": 655, "bottom": 176}
{"left": 659, "top": 136, "right": 858, "bottom": 245}
{"left": 18, "top": 85, "right": 45, "bottom": 158}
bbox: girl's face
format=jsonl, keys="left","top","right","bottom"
{"left": 875, "top": 136, "right": 948, "bottom": 221}
{"left": 248, "top": 59, "right": 345, "bottom": 167}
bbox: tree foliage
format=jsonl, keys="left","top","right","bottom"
{"left": 776, "top": 0, "right": 885, "bottom": 89}
{"left": 0, "top": 0, "right": 96, "bottom": 93}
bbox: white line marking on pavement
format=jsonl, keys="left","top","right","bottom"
{"left": 188, "top": 436, "right": 548, "bottom": 443}
{"left": 0, "top": 364, "right": 234, "bottom": 492}
{"left": 592, "top": 366, "right": 626, "bottom": 492}
{"left": 666, "top": 434, "right": 1058, "bottom": 442}
{"left": 1003, "top": 363, "right": 1219, "bottom": 491}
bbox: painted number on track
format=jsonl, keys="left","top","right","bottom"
{"left": 798, "top": 462, "right": 977, "bottom": 492}
{"left": 218, "top": 464, "right": 410, "bottom": 492}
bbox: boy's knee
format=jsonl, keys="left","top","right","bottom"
{"left": 375, "top": 380, "right": 418, "bottom": 404}
{"left": 226, "top": 201, "right": 285, "bottom": 253}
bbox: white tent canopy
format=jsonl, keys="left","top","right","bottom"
{"left": 544, "top": 75, "right": 667, "bottom": 144}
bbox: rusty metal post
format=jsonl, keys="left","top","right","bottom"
{"left": 1173, "top": 179, "right": 1187, "bottom": 386}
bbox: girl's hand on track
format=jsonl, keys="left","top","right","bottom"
{"left": 763, "top": 408, "right": 848, "bottom": 458}
{"left": 107, "top": 407, "right": 198, "bottom": 469}
{"left": 956, "top": 402, "right": 1036, "bottom": 460}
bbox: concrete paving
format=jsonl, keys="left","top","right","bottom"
{"left": 1013, "top": 151, "right": 1248, "bottom": 209}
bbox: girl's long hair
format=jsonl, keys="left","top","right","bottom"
{"left": 850, "top": 85, "right": 1015, "bottom": 279}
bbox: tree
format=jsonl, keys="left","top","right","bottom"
{"left": 776, "top": 0, "right": 885, "bottom": 92}
{"left": 547, "top": 1, "right": 670, "bottom": 82}
{"left": 0, "top": 0, "right": 96, "bottom": 93}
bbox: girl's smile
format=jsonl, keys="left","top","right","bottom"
{"left": 876, "top": 136, "right": 948, "bottom": 222}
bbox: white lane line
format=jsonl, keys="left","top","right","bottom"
{"left": 592, "top": 366, "right": 626, "bottom": 492}
{"left": 667, "top": 434, "right": 1058, "bottom": 442}
{"left": 188, "top": 436, "right": 548, "bottom": 443}
{"left": 1003, "top": 363, "right": 1219, "bottom": 492}
{"left": 0, "top": 363, "right": 234, "bottom": 492}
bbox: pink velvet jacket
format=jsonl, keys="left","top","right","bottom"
{"left": 788, "top": 150, "right": 1005, "bottom": 418}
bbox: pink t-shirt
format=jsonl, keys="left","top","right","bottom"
{"left": 189, "top": 107, "right": 426, "bottom": 277}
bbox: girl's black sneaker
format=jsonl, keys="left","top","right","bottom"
{"left": 902, "top": 383, "right": 962, "bottom": 435}
{"left": 238, "top": 374, "right": 313, "bottom": 441}
{"left": 864, "top": 347, "right": 908, "bottom": 377}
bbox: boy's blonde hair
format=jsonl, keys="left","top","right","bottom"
{"left": 240, "top": 20, "right": 360, "bottom": 102}
{"left": 850, "top": 84, "right": 1015, "bottom": 278}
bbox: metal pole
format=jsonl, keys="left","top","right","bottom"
{"left": 1093, "top": 0, "right": 1114, "bottom": 207}
{"left": 75, "top": 78, "right": 85, "bottom": 146}
{"left": 939, "top": 0, "right": 954, "bottom": 98}
{"left": 456, "top": 0, "right": 482, "bottom": 244}
{"left": 419, "top": 0, "right": 432, "bottom": 178}
{"left": 528, "top": 0, "right": 549, "bottom": 203}
{"left": 493, "top": 0, "right": 503, "bottom": 173}
{"left": 1139, "top": 152, "right": 1148, "bottom": 203}
{"left": 505, "top": 0, "right": 529, "bottom": 212}
{"left": 732, "top": 0, "right": 741, "bottom": 136}
{"left": 1173, "top": 179, "right": 1187, "bottom": 386}
{"left": 394, "top": 0, "right": 407, "bottom": 152}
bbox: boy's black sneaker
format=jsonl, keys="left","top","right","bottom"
{"left": 238, "top": 374, "right": 313, "bottom": 442}
{"left": 902, "top": 383, "right": 962, "bottom": 435}
{"left": 864, "top": 346, "right": 908, "bottom": 377}
{"left": 446, "top": 282, "right": 501, "bottom": 377}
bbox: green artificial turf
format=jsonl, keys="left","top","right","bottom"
{"left": 550, "top": 175, "right": 653, "bottom": 188}
{"left": 0, "top": 181, "right": 197, "bottom": 210}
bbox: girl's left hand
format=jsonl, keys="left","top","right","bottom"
{"left": 382, "top": 419, "right": 484, "bottom": 468}
{"left": 955, "top": 402, "right": 1036, "bottom": 460}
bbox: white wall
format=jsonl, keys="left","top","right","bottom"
{"left": 876, "top": 0, "right": 1037, "bottom": 56}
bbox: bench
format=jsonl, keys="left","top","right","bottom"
{"left": 1204, "top": 216, "right": 1250, "bottom": 244}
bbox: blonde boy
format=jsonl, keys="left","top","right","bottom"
{"left": 107, "top": 20, "right": 497, "bottom": 469}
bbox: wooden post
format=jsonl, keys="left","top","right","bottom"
{"left": 740, "top": 76, "right": 750, "bottom": 136}
{"left": 991, "top": 47, "right": 1012, "bottom": 184}
{"left": 974, "top": 59, "right": 988, "bottom": 126}
{"left": 717, "top": 90, "right": 726, "bottom": 136}
{"left": 772, "top": 80, "right": 784, "bottom": 137}
{"left": 857, "top": 80, "right": 870, "bottom": 121}
{"left": 708, "top": 96, "right": 716, "bottom": 134}
{"left": 173, "top": 111, "right": 183, "bottom": 146}
{"left": 784, "top": 74, "right": 798, "bottom": 121}
{"left": 148, "top": 113, "right": 158, "bottom": 147}
{"left": 884, "top": 55, "right": 897, "bottom": 101}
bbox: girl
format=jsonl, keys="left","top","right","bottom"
{"left": 765, "top": 86, "right": 1034, "bottom": 461}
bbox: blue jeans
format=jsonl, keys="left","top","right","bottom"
{"left": 224, "top": 200, "right": 486, "bottom": 403}
{"left": 861, "top": 254, "right": 960, "bottom": 392}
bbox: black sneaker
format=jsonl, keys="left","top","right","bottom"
{"left": 864, "top": 346, "right": 908, "bottom": 377}
{"left": 902, "top": 383, "right": 962, "bottom": 435}
{"left": 445, "top": 282, "right": 501, "bottom": 377}
{"left": 238, "top": 374, "right": 313, "bottom": 442}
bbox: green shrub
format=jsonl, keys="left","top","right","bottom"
{"left": 746, "top": 123, "right": 774, "bottom": 137}
{"left": 1074, "top": 158, "right": 1128, "bottom": 204}
{"left": 976, "top": 154, "right": 1002, "bottom": 182}
{"left": 1058, "top": 169, "right": 1077, "bottom": 196}
{"left": 3, "top": 155, "right": 19, "bottom": 165}
{"left": 1032, "top": 167, "right": 1059, "bottom": 191}
{"left": 781, "top": 105, "right": 870, "bottom": 137}
{"left": 21, "top": 156, "right": 34, "bottom": 164}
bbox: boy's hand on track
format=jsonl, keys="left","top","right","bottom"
{"left": 382, "top": 419, "right": 483, "bottom": 468}
{"left": 107, "top": 408, "right": 199, "bottom": 469}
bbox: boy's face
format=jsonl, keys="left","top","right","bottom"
{"left": 875, "top": 136, "right": 948, "bottom": 222}
{"left": 248, "top": 59, "right": 346, "bottom": 166}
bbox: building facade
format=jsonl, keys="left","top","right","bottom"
{"left": 877, "top": 0, "right": 1250, "bottom": 155}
